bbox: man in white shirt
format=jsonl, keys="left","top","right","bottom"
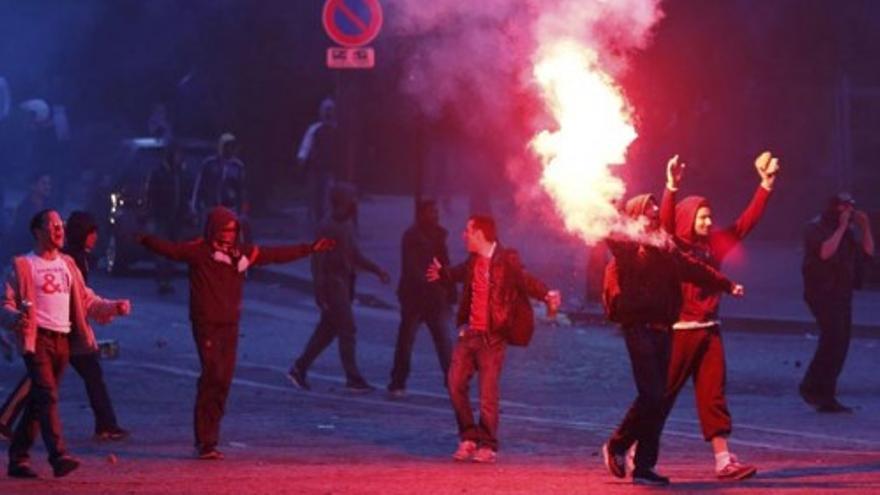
{"left": 1, "top": 210, "right": 130, "bottom": 479}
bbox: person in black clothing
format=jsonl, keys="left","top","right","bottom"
{"left": 601, "top": 188, "right": 743, "bottom": 486}
{"left": 288, "top": 186, "right": 390, "bottom": 393}
{"left": 297, "top": 98, "right": 342, "bottom": 225}
{"left": 192, "top": 133, "right": 246, "bottom": 217}
{"left": 0, "top": 211, "right": 130, "bottom": 442}
{"left": 387, "top": 200, "right": 456, "bottom": 397}
{"left": 146, "top": 143, "right": 191, "bottom": 294}
{"left": 799, "top": 193, "right": 874, "bottom": 413}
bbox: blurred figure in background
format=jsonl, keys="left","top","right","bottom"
{"left": 799, "top": 193, "right": 874, "bottom": 413}
{"left": 146, "top": 143, "right": 191, "bottom": 294}
{"left": 297, "top": 98, "right": 340, "bottom": 226}
{"left": 5, "top": 172, "right": 53, "bottom": 261}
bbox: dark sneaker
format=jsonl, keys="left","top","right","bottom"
{"left": 197, "top": 447, "right": 224, "bottom": 460}
{"left": 717, "top": 455, "right": 757, "bottom": 481}
{"left": 602, "top": 442, "right": 626, "bottom": 479}
{"left": 345, "top": 381, "right": 376, "bottom": 393}
{"left": 287, "top": 366, "right": 310, "bottom": 391}
{"left": 798, "top": 384, "right": 823, "bottom": 407}
{"left": 451, "top": 440, "right": 477, "bottom": 461}
{"left": 95, "top": 427, "right": 130, "bottom": 441}
{"left": 816, "top": 400, "right": 854, "bottom": 414}
{"left": 51, "top": 455, "right": 80, "bottom": 478}
{"left": 8, "top": 463, "right": 38, "bottom": 479}
{"left": 472, "top": 447, "right": 497, "bottom": 464}
{"left": 633, "top": 468, "right": 670, "bottom": 486}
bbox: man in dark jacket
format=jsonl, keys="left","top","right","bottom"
{"left": 387, "top": 200, "right": 456, "bottom": 397}
{"left": 800, "top": 193, "right": 874, "bottom": 413}
{"left": 0, "top": 211, "right": 129, "bottom": 443}
{"left": 146, "top": 142, "right": 191, "bottom": 294}
{"left": 601, "top": 184, "right": 743, "bottom": 486}
{"left": 192, "top": 133, "right": 246, "bottom": 217}
{"left": 140, "top": 206, "right": 333, "bottom": 459}
{"left": 659, "top": 151, "right": 779, "bottom": 480}
{"left": 287, "top": 186, "right": 390, "bottom": 392}
{"left": 427, "top": 215, "right": 560, "bottom": 464}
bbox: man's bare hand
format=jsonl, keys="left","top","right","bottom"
{"left": 310, "top": 237, "right": 336, "bottom": 253}
{"left": 426, "top": 257, "right": 442, "bottom": 282}
{"left": 116, "top": 300, "right": 132, "bottom": 316}
{"left": 544, "top": 289, "right": 562, "bottom": 315}
{"left": 666, "top": 154, "right": 686, "bottom": 190}
{"left": 755, "top": 151, "right": 780, "bottom": 189}
{"left": 730, "top": 284, "right": 745, "bottom": 298}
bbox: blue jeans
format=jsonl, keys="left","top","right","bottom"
{"left": 447, "top": 329, "right": 506, "bottom": 451}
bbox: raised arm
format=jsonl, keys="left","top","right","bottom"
{"left": 661, "top": 155, "right": 684, "bottom": 235}
{"left": 723, "top": 152, "right": 779, "bottom": 241}
{"left": 251, "top": 244, "right": 312, "bottom": 266}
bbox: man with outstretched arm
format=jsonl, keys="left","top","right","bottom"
{"left": 427, "top": 215, "right": 561, "bottom": 464}
{"left": 139, "top": 206, "right": 334, "bottom": 460}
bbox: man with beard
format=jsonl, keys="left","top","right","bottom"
{"left": 140, "top": 207, "right": 334, "bottom": 459}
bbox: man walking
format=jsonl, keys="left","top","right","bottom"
{"left": 288, "top": 187, "right": 390, "bottom": 392}
{"left": 387, "top": 200, "right": 456, "bottom": 397}
{"left": 2, "top": 210, "right": 131, "bottom": 478}
{"left": 428, "top": 215, "right": 560, "bottom": 464}
{"left": 799, "top": 193, "right": 874, "bottom": 412}
{"left": 659, "top": 151, "right": 780, "bottom": 480}
{"left": 601, "top": 178, "right": 743, "bottom": 486}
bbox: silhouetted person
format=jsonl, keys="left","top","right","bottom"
{"left": 146, "top": 143, "right": 191, "bottom": 294}
{"left": 387, "top": 200, "right": 456, "bottom": 396}
{"left": 297, "top": 98, "right": 341, "bottom": 225}
{"left": 799, "top": 193, "right": 874, "bottom": 413}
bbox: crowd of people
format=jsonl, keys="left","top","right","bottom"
{"left": 0, "top": 128, "right": 873, "bottom": 487}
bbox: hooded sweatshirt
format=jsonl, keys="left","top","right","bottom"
{"left": 660, "top": 185, "right": 771, "bottom": 325}
{"left": 141, "top": 207, "right": 312, "bottom": 324}
{"left": 63, "top": 211, "right": 97, "bottom": 282}
{"left": 603, "top": 194, "right": 734, "bottom": 326}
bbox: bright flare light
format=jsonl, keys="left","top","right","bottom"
{"left": 530, "top": 40, "right": 638, "bottom": 245}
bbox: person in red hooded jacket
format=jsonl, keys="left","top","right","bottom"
{"left": 139, "top": 206, "right": 333, "bottom": 460}
{"left": 658, "top": 152, "right": 779, "bottom": 481}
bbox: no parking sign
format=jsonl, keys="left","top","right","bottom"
{"left": 323, "top": 0, "right": 383, "bottom": 68}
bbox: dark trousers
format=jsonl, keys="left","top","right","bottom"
{"left": 447, "top": 330, "right": 506, "bottom": 451}
{"left": 389, "top": 304, "right": 452, "bottom": 390}
{"left": 608, "top": 324, "right": 671, "bottom": 470}
{"left": 9, "top": 329, "right": 70, "bottom": 466}
{"left": 295, "top": 295, "right": 366, "bottom": 385}
{"left": 0, "top": 353, "right": 119, "bottom": 435}
{"left": 308, "top": 171, "right": 332, "bottom": 225}
{"left": 662, "top": 326, "right": 731, "bottom": 441}
{"left": 192, "top": 322, "right": 239, "bottom": 450}
{"left": 801, "top": 295, "right": 852, "bottom": 402}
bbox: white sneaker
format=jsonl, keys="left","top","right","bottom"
{"left": 472, "top": 447, "right": 497, "bottom": 464}
{"left": 451, "top": 440, "right": 477, "bottom": 461}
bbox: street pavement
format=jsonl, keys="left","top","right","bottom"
{"left": 0, "top": 195, "right": 877, "bottom": 494}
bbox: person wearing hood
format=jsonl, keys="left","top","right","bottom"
{"left": 387, "top": 199, "right": 456, "bottom": 397}
{"left": 658, "top": 151, "right": 779, "bottom": 481}
{"left": 287, "top": 186, "right": 390, "bottom": 392}
{"left": 139, "top": 206, "right": 334, "bottom": 460}
{"left": 799, "top": 193, "right": 874, "bottom": 413}
{"left": 2, "top": 210, "right": 131, "bottom": 479}
{"left": 0, "top": 211, "right": 130, "bottom": 444}
{"left": 601, "top": 167, "right": 744, "bottom": 486}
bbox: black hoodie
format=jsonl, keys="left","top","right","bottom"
{"left": 63, "top": 211, "right": 98, "bottom": 282}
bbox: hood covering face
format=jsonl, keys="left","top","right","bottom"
{"left": 675, "top": 195, "right": 711, "bottom": 244}
{"left": 624, "top": 194, "right": 655, "bottom": 219}
{"left": 65, "top": 211, "right": 97, "bottom": 250}
{"left": 204, "top": 206, "right": 239, "bottom": 242}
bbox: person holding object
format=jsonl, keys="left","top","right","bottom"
{"left": 139, "top": 206, "right": 334, "bottom": 460}
{"left": 799, "top": 193, "right": 874, "bottom": 412}
{"left": 2, "top": 210, "right": 131, "bottom": 479}
{"left": 658, "top": 151, "right": 779, "bottom": 481}
{"left": 427, "top": 215, "right": 560, "bottom": 464}
{"left": 601, "top": 160, "right": 745, "bottom": 486}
